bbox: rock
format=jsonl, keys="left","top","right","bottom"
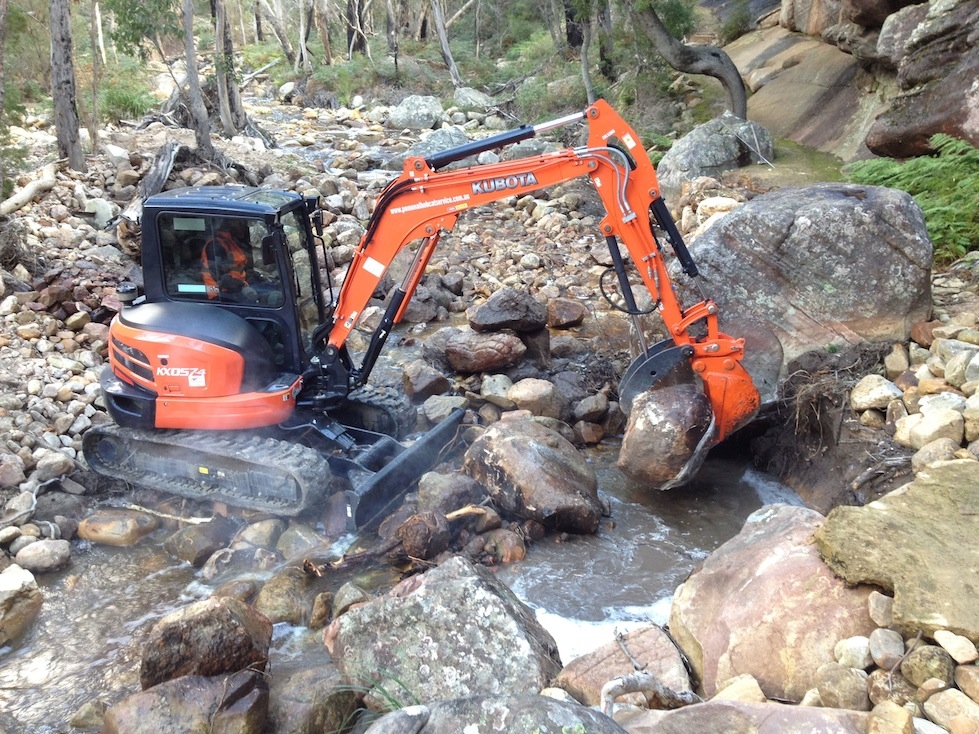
{"left": 0, "top": 564, "right": 43, "bottom": 646}
{"left": 852, "top": 374, "right": 905, "bottom": 411}
{"left": 868, "top": 668, "right": 917, "bottom": 706}
{"left": 614, "top": 698, "right": 868, "bottom": 733}
{"left": 669, "top": 505, "right": 876, "bottom": 701}
{"left": 617, "top": 381, "right": 714, "bottom": 489}
{"left": 266, "top": 665, "right": 360, "bottom": 734}
{"left": 815, "top": 661, "right": 871, "bottom": 710}
{"left": 656, "top": 112, "right": 774, "bottom": 202}
{"left": 901, "top": 645, "right": 956, "bottom": 687}
{"left": 867, "top": 700, "right": 914, "bottom": 734}
{"left": 506, "top": 377, "right": 570, "bottom": 420}
{"left": 103, "top": 670, "right": 268, "bottom": 734}
{"left": 324, "top": 556, "right": 562, "bottom": 706}
{"left": 554, "top": 625, "right": 691, "bottom": 707}
{"left": 403, "top": 359, "right": 451, "bottom": 401}
{"left": 76, "top": 508, "right": 160, "bottom": 546}
{"left": 479, "top": 373, "right": 515, "bottom": 409}
{"left": 468, "top": 287, "right": 547, "bottom": 333}
{"left": 14, "top": 538, "right": 71, "bottom": 573}
{"left": 836, "top": 635, "right": 874, "bottom": 670}
{"left": 386, "top": 95, "right": 444, "bottom": 130}
{"left": 163, "top": 516, "right": 239, "bottom": 566}
{"left": 443, "top": 329, "right": 527, "bottom": 372}
{"left": 364, "top": 694, "right": 628, "bottom": 733}
{"left": 866, "top": 0, "right": 979, "bottom": 157}
{"left": 139, "top": 596, "right": 273, "bottom": 690}
{"left": 546, "top": 297, "right": 588, "bottom": 328}
{"left": 462, "top": 411, "right": 602, "bottom": 533}
{"left": 934, "top": 630, "right": 979, "bottom": 665}
{"left": 870, "top": 627, "right": 907, "bottom": 670}
{"left": 276, "top": 524, "right": 328, "bottom": 559}
{"left": 955, "top": 665, "right": 979, "bottom": 702}
{"left": 922, "top": 689, "right": 979, "bottom": 731}
{"left": 253, "top": 566, "right": 312, "bottom": 626}
{"left": 675, "top": 184, "right": 932, "bottom": 401}
{"left": 712, "top": 673, "right": 768, "bottom": 703}
{"left": 814, "top": 460, "right": 979, "bottom": 642}
{"left": 417, "top": 471, "right": 489, "bottom": 516}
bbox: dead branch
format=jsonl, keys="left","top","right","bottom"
{"left": 600, "top": 670, "right": 702, "bottom": 715}
{"left": 0, "top": 161, "right": 61, "bottom": 216}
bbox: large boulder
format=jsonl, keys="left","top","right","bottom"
{"left": 0, "top": 565, "right": 42, "bottom": 646}
{"left": 814, "top": 459, "right": 979, "bottom": 643}
{"left": 139, "top": 596, "right": 273, "bottom": 689}
{"left": 866, "top": 0, "right": 979, "bottom": 157}
{"left": 669, "top": 504, "right": 877, "bottom": 701}
{"left": 103, "top": 670, "right": 268, "bottom": 734}
{"left": 656, "top": 112, "right": 774, "bottom": 203}
{"left": 323, "top": 556, "right": 562, "bottom": 707}
{"left": 614, "top": 699, "right": 867, "bottom": 733}
{"left": 462, "top": 411, "right": 602, "bottom": 533}
{"left": 386, "top": 94, "right": 445, "bottom": 130}
{"left": 675, "top": 183, "right": 932, "bottom": 402}
{"left": 362, "top": 695, "right": 628, "bottom": 733}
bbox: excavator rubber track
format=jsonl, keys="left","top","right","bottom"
{"left": 82, "top": 425, "right": 337, "bottom": 516}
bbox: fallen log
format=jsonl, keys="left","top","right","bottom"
{"left": 0, "top": 161, "right": 61, "bottom": 216}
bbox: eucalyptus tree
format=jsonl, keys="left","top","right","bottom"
{"left": 49, "top": 0, "right": 86, "bottom": 171}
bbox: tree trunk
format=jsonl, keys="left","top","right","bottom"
{"left": 254, "top": 0, "right": 264, "bottom": 41}
{"left": 597, "top": 0, "right": 615, "bottom": 81}
{"left": 564, "top": 0, "right": 583, "bottom": 50}
{"left": 295, "top": 0, "right": 313, "bottom": 73}
{"left": 313, "top": 0, "right": 332, "bottom": 63}
{"left": 214, "top": 0, "right": 236, "bottom": 136}
{"left": 580, "top": 14, "right": 595, "bottom": 104}
{"left": 431, "top": 0, "right": 462, "bottom": 87}
{"left": 346, "top": 0, "right": 369, "bottom": 56}
{"left": 49, "top": 0, "right": 87, "bottom": 172}
{"left": 631, "top": 5, "right": 747, "bottom": 119}
{"left": 182, "top": 0, "right": 216, "bottom": 159}
{"left": 259, "top": 0, "right": 296, "bottom": 64}
{"left": 88, "top": 0, "right": 100, "bottom": 149}
{"left": 219, "top": 0, "right": 247, "bottom": 129}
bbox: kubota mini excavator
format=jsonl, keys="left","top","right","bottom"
{"left": 83, "top": 100, "right": 761, "bottom": 529}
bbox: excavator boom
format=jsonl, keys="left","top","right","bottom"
{"left": 324, "top": 100, "right": 760, "bottom": 444}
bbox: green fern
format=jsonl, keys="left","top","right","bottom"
{"left": 843, "top": 134, "right": 979, "bottom": 264}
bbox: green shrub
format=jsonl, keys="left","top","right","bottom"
{"left": 843, "top": 135, "right": 979, "bottom": 264}
{"left": 720, "top": 0, "right": 754, "bottom": 43}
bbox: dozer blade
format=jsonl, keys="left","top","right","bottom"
{"left": 329, "top": 407, "right": 466, "bottom": 532}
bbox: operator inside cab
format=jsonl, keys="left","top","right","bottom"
{"left": 202, "top": 218, "right": 253, "bottom": 300}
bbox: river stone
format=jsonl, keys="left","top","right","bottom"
{"left": 139, "top": 596, "right": 273, "bottom": 690}
{"left": 617, "top": 381, "right": 714, "bottom": 490}
{"left": 0, "top": 564, "right": 43, "bottom": 646}
{"left": 102, "top": 670, "right": 267, "bottom": 734}
{"left": 815, "top": 662, "right": 871, "bottom": 710}
{"left": 672, "top": 184, "right": 932, "bottom": 400}
{"left": 669, "top": 504, "right": 876, "bottom": 701}
{"left": 252, "top": 566, "right": 312, "bottom": 626}
{"left": 835, "top": 635, "right": 874, "bottom": 670}
{"left": 417, "top": 471, "right": 488, "bottom": 516}
{"left": 444, "top": 329, "right": 527, "bottom": 372}
{"left": 462, "top": 411, "right": 602, "bottom": 533}
{"left": 901, "top": 644, "right": 955, "bottom": 687}
{"left": 934, "top": 630, "right": 979, "bottom": 664}
{"left": 867, "top": 668, "right": 917, "bottom": 707}
{"left": 922, "top": 688, "right": 979, "bottom": 731}
{"left": 813, "top": 459, "right": 979, "bottom": 642}
{"left": 554, "top": 624, "right": 692, "bottom": 707}
{"left": 14, "top": 538, "right": 71, "bottom": 574}
{"left": 162, "top": 516, "right": 238, "bottom": 567}
{"left": 386, "top": 94, "right": 444, "bottom": 130}
{"left": 851, "top": 374, "right": 905, "bottom": 411}
{"left": 324, "top": 555, "right": 561, "bottom": 706}
{"left": 276, "top": 523, "right": 327, "bottom": 559}
{"left": 467, "top": 287, "right": 547, "bottom": 333}
{"left": 547, "top": 297, "right": 588, "bottom": 328}
{"left": 869, "top": 627, "right": 906, "bottom": 670}
{"left": 613, "top": 698, "right": 868, "bottom": 733}
{"left": 76, "top": 508, "right": 160, "bottom": 546}
{"left": 362, "top": 694, "right": 629, "bottom": 734}
{"left": 506, "top": 377, "right": 570, "bottom": 421}
{"left": 955, "top": 665, "right": 979, "bottom": 702}
{"left": 266, "top": 665, "right": 360, "bottom": 734}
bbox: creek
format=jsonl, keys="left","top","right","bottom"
{"left": 0, "top": 446, "right": 801, "bottom": 732}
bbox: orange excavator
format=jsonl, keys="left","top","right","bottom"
{"left": 82, "top": 100, "right": 760, "bottom": 529}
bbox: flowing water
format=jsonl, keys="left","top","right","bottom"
{"left": 0, "top": 447, "right": 801, "bottom": 731}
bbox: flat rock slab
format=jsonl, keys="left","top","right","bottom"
{"left": 814, "top": 459, "right": 979, "bottom": 642}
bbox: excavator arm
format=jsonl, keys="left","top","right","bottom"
{"left": 324, "top": 100, "right": 759, "bottom": 443}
